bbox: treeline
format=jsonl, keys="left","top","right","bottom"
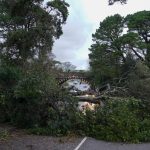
{"left": 88, "top": 11, "right": 150, "bottom": 142}
{"left": 89, "top": 11, "right": 150, "bottom": 84}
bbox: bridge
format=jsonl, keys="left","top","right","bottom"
{"left": 56, "top": 72, "right": 110, "bottom": 94}
{"left": 56, "top": 71, "right": 91, "bottom": 86}
{"left": 55, "top": 72, "right": 110, "bottom": 105}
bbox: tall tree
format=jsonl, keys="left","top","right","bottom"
{"left": 113, "top": 32, "right": 145, "bottom": 61}
{"left": 56, "top": 61, "right": 76, "bottom": 72}
{"left": 89, "top": 11, "right": 150, "bottom": 86}
{"left": 125, "top": 11, "right": 150, "bottom": 66}
{"left": 0, "top": 0, "right": 69, "bottom": 65}
{"left": 89, "top": 14, "right": 124, "bottom": 85}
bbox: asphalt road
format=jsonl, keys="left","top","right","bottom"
{"left": 1, "top": 136, "right": 150, "bottom": 150}
{"left": 0, "top": 135, "right": 82, "bottom": 150}
{"left": 78, "top": 137, "right": 150, "bottom": 150}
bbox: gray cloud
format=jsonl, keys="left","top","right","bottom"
{"left": 53, "top": 2, "right": 93, "bottom": 69}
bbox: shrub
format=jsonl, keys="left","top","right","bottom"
{"left": 85, "top": 97, "right": 150, "bottom": 142}
{"left": 12, "top": 71, "right": 61, "bottom": 128}
{"left": 137, "top": 119, "right": 150, "bottom": 142}
{"left": 29, "top": 97, "right": 84, "bottom": 136}
{"left": 0, "top": 61, "right": 81, "bottom": 134}
{"left": 0, "top": 129, "right": 9, "bottom": 141}
{"left": 0, "top": 64, "right": 21, "bottom": 90}
{"left": 0, "top": 65, "right": 21, "bottom": 123}
{"left": 11, "top": 62, "right": 79, "bottom": 130}
{"left": 127, "top": 61, "right": 150, "bottom": 115}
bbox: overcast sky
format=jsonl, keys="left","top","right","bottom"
{"left": 53, "top": 0, "right": 150, "bottom": 70}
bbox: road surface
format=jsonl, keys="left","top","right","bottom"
{"left": 1, "top": 136, "right": 150, "bottom": 150}
{"left": 78, "top": 137, "right": 150, "bottom": 150}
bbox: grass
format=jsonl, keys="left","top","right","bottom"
{"left": 0, "top": 129, "right": 10, "bottom": 141}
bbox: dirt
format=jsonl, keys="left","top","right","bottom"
{"left": 0, "top": 124, "right": 82, "bottom": 150}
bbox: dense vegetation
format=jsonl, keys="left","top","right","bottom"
{"left": 89, "top": 11, "right": 150, "bottom": 85}
{"left": 88, "top": 11, "right": 150, "bottom": 142}
{"left": 0, "top": 0, "right": 77, "bottom": 133}
{"left": 0, "top": 0, "right": 150, "bottom": 143}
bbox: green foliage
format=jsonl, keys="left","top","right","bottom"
{"left": 88, "top": 12, "right": 150, "bottom": 142}
{"left": 126, "top": 11, "right": 150, "bottom": 35}
{"left": 29, "top": 107, "right": 84, "bottom": 136}
{"left": 127, "top": 62, "right": 150, "bottom": 115}
{"left": 94, "top": 97, "right": 140, "bottom": 142}
{"left": 0, "top": 64, "right": 21, "bottom": 89}
{"left": 0, "top": 0, "right": 69, "bottom": 64}
{"left": 0, "top": 129, "right": 9, "bottom": 141}
{"left": 89, "top": 14, "right": 124, "bottom": 85}
{"left": 26, "top": 97, "right": 150, "bottom": 143}
{"left": 0, "top": 60, "right": 80, "bottom": 130}
{"left": 11, "top": 68, "right": 71, "bottom": 128}
{"left": 89, "top": 44, "right": 120, "bottom": 84}
{"left": 0, "top": 64, "right": 21, "bottom": 122}
{"left": 92, "top": 14, "right": 123, "bottom": 43}
{"left": 125, "top": 11, "right": 150, "bottom": 66}
{"left": 88, "top": 11, "right": 150, "bottom": 143}
{"left": 47, "top": 0, "right": 69, "bottom": 23}
{"left": 0, "top": 0, "right": 84, "bottom": 140}
{"left": 84, "top": 97, "right": 150, "bottom": 142}
{"left": 137, "top": 119, "right": 150, "bottom": 142}
{"left": 27, "top": 101, "right": 84, "bottom": 136}
{"left": 1, "top": 62, "right": 150, "bottom": 142}
{"left": 89, "top": 11, "right": 150, "bottom": 86}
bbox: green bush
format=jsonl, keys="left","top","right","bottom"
{"left": 127, "top": 61, "right": 150, "bottom": 115}
{"left": 0, "top": 61, "right": 81, "bottom": 134}
{"left": 12, "top": 71, "right": 61, "bottom": 128}
{"left": 0, "top": 64, "right": 21, "bottom": 90}
{"left": 11, "top": 63, "right": 79, "bottom": 130}
{"left": 0, "top": 65, "right": 21, "bottom": 123}
{"left": 0, "top": 129, "right": 9, "bottom": 141}
{"left": 27, "top": 96, "right": 150, "bottom": 142}
{"left": 137, "top": 119, "right": 150, "bottom": 142}
{"left": 29, "top": 99, "right": 84, "bottom": 136}
{"left": 84, "top": 97, "right": 150, "bottom": 142}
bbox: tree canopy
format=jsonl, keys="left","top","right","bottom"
{"left": 0, "top": 0, "right": 69, "bottom": 65}
{"left": 126, "top": 11, "right": 150, "bottom": 66}
{"left": 108, "top": 0, "right": 127, "bottom": 5}
{"left": 89, "top": 11, "right": 150, "bottom": 85}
